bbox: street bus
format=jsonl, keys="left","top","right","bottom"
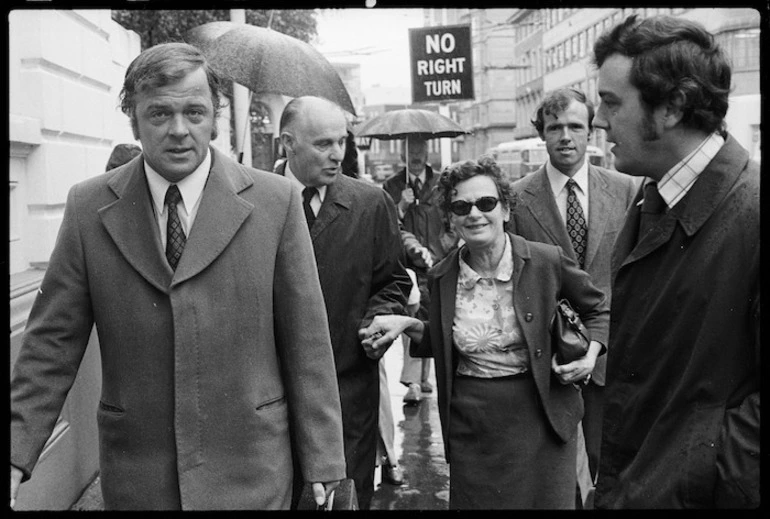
{"left": 487, "top": 138, "right": 605, "bottom": 183}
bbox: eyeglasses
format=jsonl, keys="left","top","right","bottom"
{"left": 449, "top": 196, "right": 500, "bottom": 216}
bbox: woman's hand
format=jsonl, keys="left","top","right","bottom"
{"left": 551, "top": 340, "right": 602, "bottom": 385}
{"left": 358, "top": 315, "right": 423, "bottom": 360}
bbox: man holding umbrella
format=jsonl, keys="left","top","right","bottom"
{"left": 277, "top": 96, "right": 411, "bottom": 509}
{"left": 383, "top": 135, "right": 458, "bottom": 405}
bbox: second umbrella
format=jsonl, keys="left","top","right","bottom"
{"left": 185, "top": 21, "right": 356, "bottom": 115}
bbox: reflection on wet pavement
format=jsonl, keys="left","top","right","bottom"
{"left": 371, "top": 339, "right": 449, "bottom": 510}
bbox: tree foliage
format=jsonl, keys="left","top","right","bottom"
{"left": 112, "top": 9, "right": 318, "bottom": 50}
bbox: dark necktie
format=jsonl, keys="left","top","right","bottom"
{"left": 565, "top": 179, "right": 587, "bottom": 268}
{"left": 302, "top": 186, "right": 317, "bottom": 229}
{"left": 165, "top": 184, "right": 186, "bottom": 271}
{"left": 639, "top": 181, "right": 666, "bottom": 239}
{"left": 411, "top": 177, "right": 422, "bottom": 206}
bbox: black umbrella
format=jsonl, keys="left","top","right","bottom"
{"left": 185, "top": 22, "right": 356, "bottom": 115}
{"left": 354, "top": 109, "right": 469, "bottom": 177}
{"left": 353, "top": 108, "right": 468, "bottom": 141}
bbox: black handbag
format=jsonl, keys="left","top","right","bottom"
{"left": 551, "top": 299, "right": 590, "bottom": 365}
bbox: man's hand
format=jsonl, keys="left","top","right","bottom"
{"left": 406, "top": 244, "right": 434, "bottom": 269}
{"left": 359, "top": 329, "right": 394, "bottom": 360}
{"left": 311, "top": 479, "right": 341, "bottom": 508}
{"left": 398, "top": 188, "right": 415, "bottom": 213}
{"left": 10, "top": 465, "right": 23, "bottom": 509}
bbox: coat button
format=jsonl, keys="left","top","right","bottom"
{"left": 535, "top": 349, "right": 543, "bottom": 358}
{"left": 525, "top": 313, "right": 533, "bottom": 322}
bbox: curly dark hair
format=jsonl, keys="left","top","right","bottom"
{"left": 593, "top": 14, "right": 731, "bottom": 135}
{"left": 437, "top": 155, "right": 517, "bottom": 231}
{"left": 119, "top": 42, "right": 224, "bottom": 141}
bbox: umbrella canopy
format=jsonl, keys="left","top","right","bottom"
{"left": 353, "top": 108, "right": 469, "bottom": 141}
{"left": 185, "top": 22, "right": 356, "bottom": 115}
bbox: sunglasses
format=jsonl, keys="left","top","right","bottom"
{"left": 449, "top": 196, "right": 500, "bottom": 216}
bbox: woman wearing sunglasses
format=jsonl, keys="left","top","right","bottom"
{"left": 359, "top": 156, "right": 609, "bottom": 509}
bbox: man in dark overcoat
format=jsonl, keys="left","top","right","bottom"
{"left": 277, "top": 96, "right": 411, "bottom": 509}
{"left": 592, "top": 15, "right": 759, "bottom": 508}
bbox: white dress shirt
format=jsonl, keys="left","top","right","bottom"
{"left": 285, "top": 161, "right": 326, "bottom": 216}
{"left": 145, "top": 149, "right": 211, "bottom": 248}
{"left": 546, "top": 158, "right": 589, "bottom": 225}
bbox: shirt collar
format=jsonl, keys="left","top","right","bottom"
{"left": 457, "top": 234, "right": 513, "bottom": 289}
{"left": 546, "top": 158, "right": 589, "bottom": 197}
{"left": 408, "top": 168, "right": 426, "bottom": 185}
{"left": 145, "top": 147, "right": 211, "bottom": 215}
{"left": 655, "top": 132, "right": 725, "bottom": 209}
{"left": 285, "top": 161, "right": 327, "bottom": 202}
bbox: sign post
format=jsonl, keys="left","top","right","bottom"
{"left": 410, "top": 24, "right": 474, "bottom": 168}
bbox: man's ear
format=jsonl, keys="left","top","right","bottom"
{"left": 662, "top": 91, "right": 686, "bottom": 129}
{"left": 280, "top": 132, "right": 294, "bottom": 154}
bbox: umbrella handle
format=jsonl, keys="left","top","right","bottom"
{"left": 406, "top": 138, "right": 419, "bottom": 206}
{"left": 238, "top": 91, "right": 254, "bottom": 164}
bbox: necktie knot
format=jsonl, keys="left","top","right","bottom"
{"left": 641, "top": 182, "right": 665, "bottom": 214}
{"left": 302, "top": 186, "right": 317, "bottom": 204}
{"left": 413, "top": 177, "right": 422, "bottom": 193}
{"left": 165, "top": 184, "right": 182, "bottom": 207}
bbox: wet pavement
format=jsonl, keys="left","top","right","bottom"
{"left": 371, "top": 339, "right": 449, "bottom": 510}
{"left": 71, "top": 337, "right": 449, "bottom": 511}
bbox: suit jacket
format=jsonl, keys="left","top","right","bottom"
{"left": 10, "top": 147, "right": 346, "bottom": 510}
{"left": 276, "top": 164, "right": 411, "bottom": 505}
{"left": 382, "top": 166, "right": 456, "bottom": 265}
{"left": 411, "top": 233, "right": 609, "bottom": 462}
{"left": 595, "top": 134, "right": 760, "bottom": 508}
{"left": 509, "top": 164, "right": 638, "bottom": 385}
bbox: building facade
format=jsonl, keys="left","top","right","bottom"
{"left": 424, "top": 7, "right": 761, "bottom": 167}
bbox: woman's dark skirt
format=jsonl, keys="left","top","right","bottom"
{"left": 448, "top": 374, "right": 577, "bottom": 509}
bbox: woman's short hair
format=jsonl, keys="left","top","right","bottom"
{"left": 119, "top": 42, "right": 224, "bottom": 138}
{"left": 437, "top": 155, "right": 516, "bottom": 230}
{"left": 593, "top": 14, "right": 731, "bottom": 135}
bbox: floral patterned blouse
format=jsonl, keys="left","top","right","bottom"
{"left": 453, "top": 235, "right": 530, "bottom": 378}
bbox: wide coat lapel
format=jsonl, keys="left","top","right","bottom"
{"left": 521, "top": 168, "right": 577, "bottom": 262}
{"left": 437, "top": 253, "right": 458, "bottom": 396}
{"left": 99, "top": 159, "right": 171, "bottom": 293}
{"left": 310, "top": 175, "right": 352, "bottom": 241}
{"left": 614, "top": 135, "right": 748, "bottom": 272}
{"left": 584, "top": 166, "right": 611, "bottom": 270}
{"left": 171, "top": 148, "right": 255, "bottom": 286}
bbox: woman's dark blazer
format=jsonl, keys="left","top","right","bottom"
{"left": 411, "top": 232, "right": 609, "bottom": 462}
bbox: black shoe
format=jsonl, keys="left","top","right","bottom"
{"left": 382, "top": 464, "right": 404, "bottom": 486}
